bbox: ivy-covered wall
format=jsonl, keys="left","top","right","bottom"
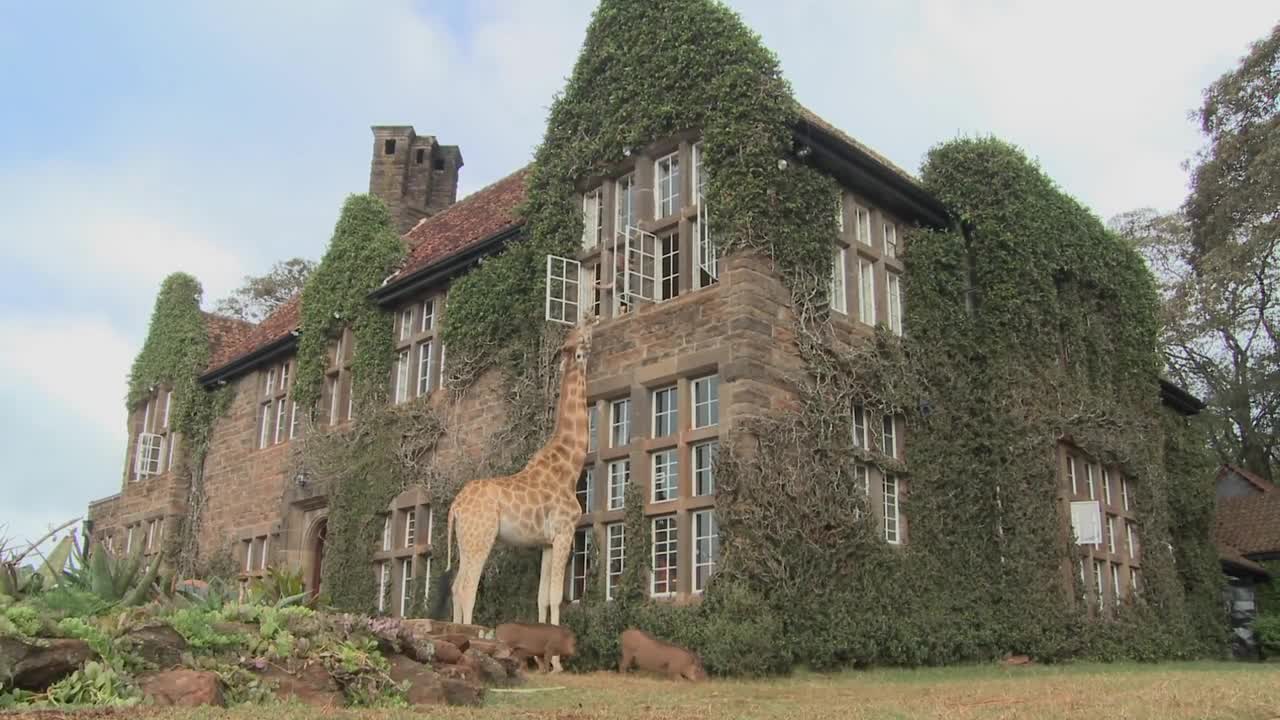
{"left": 121, "top": 273, "right": 233, "bottom": 577}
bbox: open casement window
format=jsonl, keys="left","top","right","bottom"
{"left": 582, "top": 189, "right": 603, "bottom": 250}
{"left": 134, "top": 433, "right": 163, "bottom": 479}
{"left": 545, "top": 254, "right": 582, "bottom": 325}
{"left": 616, "top": 226, "right": 657, "bottom": 310}
{"left": 692, "top": 142, "right": 719, "bottom": 287}
{"left": 1070, "top": 501, "right": 1102, "bottom": 545}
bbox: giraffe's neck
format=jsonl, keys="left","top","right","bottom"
{"left": 526, "top": 354, "right": 588, "bottom": 491}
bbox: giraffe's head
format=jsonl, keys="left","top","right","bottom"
{"left": 560, "top": 315, "right": 595, "bottom": 370}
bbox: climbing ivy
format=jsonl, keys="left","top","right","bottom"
{"left": 285, "top": 194, "right": 429, "bottom": 613}
{"left": 125, "top": 273, "right": 232, "bottom": 576}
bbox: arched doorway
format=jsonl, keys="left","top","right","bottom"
{"left": 308, "top": 518, "right": 328, "bottom": 600}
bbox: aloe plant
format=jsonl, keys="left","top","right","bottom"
{"left": 59, "top": 534, "right": 161, "bottom": 608}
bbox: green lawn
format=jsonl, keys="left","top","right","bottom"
{"left": 13, "top": 662, "right": 1279, "bottom": 720}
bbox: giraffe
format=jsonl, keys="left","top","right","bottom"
{"left": 439, "top": 319, "right": 592, "bottom": 643}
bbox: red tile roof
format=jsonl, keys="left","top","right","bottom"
{"left": 391, "top": 166, "right": 529, "bottom": 282}
{"left": 1217, "top": 464, "right": 1277, "bottom": 494}
{"left": 205, "top": 296, "right": 301, "bottom": 372}
{"left": 202, "top": 313, "right": 256, "bottom": 369}
{"left": 1215, "top": 491, "right": 1280, "bottom": 557}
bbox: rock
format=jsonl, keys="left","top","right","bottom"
{"left": 123, "top": 623, "right": 188, "bottom": 669}
{"left": 464, "top": 648, "right": 509, "bottom": 686}
{"left": 387, "top": 654, "right": 445, "bottom": 706}
{"left": 397, "top": 624, "right": 436, "bottom": 664}
{"left": 441, "top": 677, "right": 485, "bottom": 707}
{"left": 139, "top": 669, "right": 225, "bottom": 707}
{"left": 432, "top": 639, "right": 462, "bottom": 665}
{"left": 435, "top": 633, "right": 471, "bottom": 653}
{"left": 467, "top": 639, "right": 502, "bottom": 655}
{"left": 494, "top": 654, "right": 524, "bottom": 681}
{"left": 436, "top": 663, "right": 477, "bottom": 684}
{"left": 262, "top": 662, "right": 345, "bottom": 709}
{"left": 0, "top": 637, "right": 94, "bottom": 691}
{"left": 212, "top": 621, "right": 257, "bottom": 637}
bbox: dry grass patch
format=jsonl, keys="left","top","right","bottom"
{"left": 8, "top": 662, "right": 1276, "bottom": 720}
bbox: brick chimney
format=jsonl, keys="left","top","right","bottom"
{"left": 368, "top": 126, "right": 464, "bottom": 235}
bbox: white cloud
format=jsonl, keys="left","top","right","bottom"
{"left": 0, "top": 313, "right": 135, "bottom": 438}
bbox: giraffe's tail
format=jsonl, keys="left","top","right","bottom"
{"left": 428, "top": 507, "right": 457, "bottom": 621}
{"left": 445, "top": 506, "right": 455, "bottom": 571}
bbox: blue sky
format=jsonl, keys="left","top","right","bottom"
{"left": 0, "top": 0, "right": 1273, "bottom": 551}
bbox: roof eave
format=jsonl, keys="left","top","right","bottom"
{"left": 199, "top": 333, "right": 298, "bottom": 387}
{"left": 793, "top": 118, "right": 951, "bottom": 229}
{"left": 371, "top": 224, "right": 523, "bottom": 307}
{"left": 1159, "top": 378, "right": 1206, "bottom": 416}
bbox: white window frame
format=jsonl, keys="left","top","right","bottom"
{"left": 400, "top": 559, "right": 412, "bottom": 617}
{"left": 1070, "top": 501, "right": 1102, "bottom": 545}
{"left": 1094, "top": 559, "right": 1106, "bottom": 607}
{"left": 1085, "top": 463, "right": 1097, "bottom": 501}
{"left": 1111, "top": 563, "right": 1122, "bottom": 605}
{"left": 658, "top": 232, "right": 680, "bottom": 302}
{"left": 578, "top": 468, "right": 594, "bottom": 513}
{"left": 887, "top": 272, "right": 903, "bottom": 336}
{"left": 438, "top": 345, "right": 446, "bottom": 390}
{"left": 405, "top": 509, "right": 417, "bottom": 548}
{"left": 273, "top": 397, "right": 287, "bottom": 444}
{"left": 377, "top": 562, "right": 389, "bottom": 613}
{"left": 265, "top": 368, "right": 276, "bottom": 397}
{"left": 417, "top": 341, "right": 433, "bottom": 397}
{"left": 883, "top": 474, "right": 900, "bottom": 544}
{"left": 125, "top": 525, "right": 134, "bottom": 554}
{"left": 166, "top": 432, "right": 177, "bottom": 469}
{"left": 1126, "top": 521, "right": 1137, "bottom": 559}
{"left": 852, "top": 403, "right": 868, "bottom": 449}
{"left": 883, "top": 222, "right": 898, "bottom": 258}
{"left": 610, "top": 398, "right": 631, "bottom": 448}
{"left": 289, "top": 401, "right": 300, "bottom": 440}
{"left": 1121, "top": 477, "right": 1131, "bottom": 511}
{"left": 654, "top": 151, "right": 681, "bottom": 219}
{"left": 1102, "top": 469, "right": 1112, "bottom": 505}
{"left": 259, "top": 404, "right": 272, "bottom": 449}
{"left": 146, "top": 519, "right": 156, "bottom": 552}
{"left": 569, "top": 529, "right": 592, "bottom": 602}
{"left": 1129, "top": 568, "right": 1139, "bottom": 596}
{"left": 651, "top": 450, "right": 677, "bottom": 503}
{"left": 259, "top": 534, "right": 268, "bottom": 571}
{"left": 1106, "top": 514, "right": 1116, "bottom": 554}
{"left": 650, "top": 515, "right": 678, "bottom": 598}
{"left": 395, "top": 349, "right": 411, "bottom": 404}
{"left": 882, "top": 415, "right": 897, "bottom": 459}
{"left": 279, "top": 361, "right": 290, "bottom": 392}
{"left": 545, "top": 254, "right": 582, "bottom": 326}
{"left": 1067, "top": 456, "right": 1078, "bottom": 495}
{"left": 328, "top": 377, "right": 340, "bottom": 427}
{"left": 244, "top": 539, "right": 254, "bottom": 573}
{"left": 853, "top": 463, "right": 870, "bottom": 505}
{"left": 855, "top": 205, "right": 871, "bottom": 246}
{"left": 382, "top": 516, "right": 392, "bottom": 552}
{"left": 582, "top": 189, "right": 603, "bottom": 250}
{"left": 692, "top": 143, "right": 719, "bottom": 287}
{"left": 858, "top": 258, "right": 876, "bottom": 326}
{"left": 693, "top": 509, "right": 718, "bottom": 594}
{"left": 692, "top": 375, "right": 719, "bottom": 429}
{"left": 606, "top": 522, "right": 625, "bottom": 601}
{"left": 652, "top": 386, "right": 677, "bottom": 437}
{"left": 608, "top": 459, "right": 630, "bottom": 511}
{"left": 399, "top": 308, "right": 413, "bottom": 341}
{"left": 620, "top": 226, "right": 657, "bottom": 307}
{"left": 693, "top": 440, "right": 718, "bottom": 496}
{"left": 830, "top": 246, "right": 848, "bottom": 314}
{"left": 835, "top": 196, "right": 845, "bottom": 233}
{"left": 162, "top": 390, "right": 172, "bottom": 428}
{"left": 588, "top": 405, "right": 599, "bottom": 453}
{"left": 423, "top": 556, "right": 433, "bottom": 602}
{"left": 135, "top": 432, "right": 163, "bottom": 478}
{"left": 420, "top": 298, "right": 435, "bottom": 332}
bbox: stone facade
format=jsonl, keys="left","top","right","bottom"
{"left": 82, "top": 121, "right": 943, "bottom": 615}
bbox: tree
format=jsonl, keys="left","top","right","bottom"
{"left": 1115, "top": 23, "right": 1280, "bottom": 482}
{"left": 214, "top": 257, "right": 315, "bottom": 323}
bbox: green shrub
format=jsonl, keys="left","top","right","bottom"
{"left": 3, "top": 604, "right": 43, "bottom": 637}
{"left": 1255, "top": 614, "right": 1280, "bottom": 657}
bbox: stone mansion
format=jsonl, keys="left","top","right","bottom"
{"left": 83, "top": 104, "right": 1200, "bottom": 619}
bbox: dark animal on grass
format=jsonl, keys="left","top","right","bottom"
{"left": 618, "top": 628, "right": 707, "bottom": 681}
{"left": 495, "top": 622, "right": 577, "bottom": 673}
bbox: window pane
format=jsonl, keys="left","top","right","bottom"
{"left": 651, "top": 516, "right": 678, "bottom": 596}
{"left": 883, "top": 474, "right": 899, "bottom": 544}
{"left": 693, "top": 440, "right": 719, "bottom": 496}
{"left": 607, "top": 523, "right": 625, "bottom": 601}
{"left": 577, "top": 468, "right": 594, "bottom": 513}
{"left": 693, "top": 510, "right": 719, "bottom": 592}
{"left": 611, "top": 398, "right": 631, "bottom": 447}
{"left": 693, "top": 375, "right": 720, "bottom": 428}
{"left": 608, "top": 460, "right": 630, "bottom": 511}
{"left": 652, "top": 387, "right": 677, "bottom": 437}
{"left": 652, "top": 450, "right": 678, "bottom": 502}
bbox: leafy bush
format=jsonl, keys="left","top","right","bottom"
{"left": 44, "top": 661, "right": 139, "bottom": 707}
{"left": 3, "top": 604, "right": 43, "bottom": 637}
{"left": 167, "top": 608, "right": 240, "bottom": 652}
{"left": 1255, "top": 614, "right": 1280, "bottom": 657}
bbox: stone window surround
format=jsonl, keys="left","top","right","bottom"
{"left": 371, "top": 486, "right": 434, "bottom": 618}
{"left": 391, "top": 292, "right": 446, "bottom": 403}
{"left": 324, "top": 328, "right": 356, "bottom": 426}
{"left": 236, "top": 520, "right": 280, "bottom": 581}
{"left": 256, "top": 359, "right": 296, "bottom": 450}
{"left": 120, "top": 510, "right": 169, "bottom": 559}
{"left": 128, "top": 387, "right": 177, "bottom": 483}
{"left": 571, "top": 348, "right": 725, "bottom": 602}
{"left": 1058, "top": 442, "right": 1142, "bottom": 613}
{"left": 831, "top": 189, "right": 907, "bottom": 337}
{"left": 574, "top": 132, "right": 719, "bottom": 321}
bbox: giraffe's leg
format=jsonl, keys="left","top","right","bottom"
{"left": 546, "top": 531, "right": 573, "bottom": 672}
{"left": 537, "top": 545, "right": 553, "bottom": 624}
{"left": 454, "top": 511, "right": 499, "bottom": 627}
